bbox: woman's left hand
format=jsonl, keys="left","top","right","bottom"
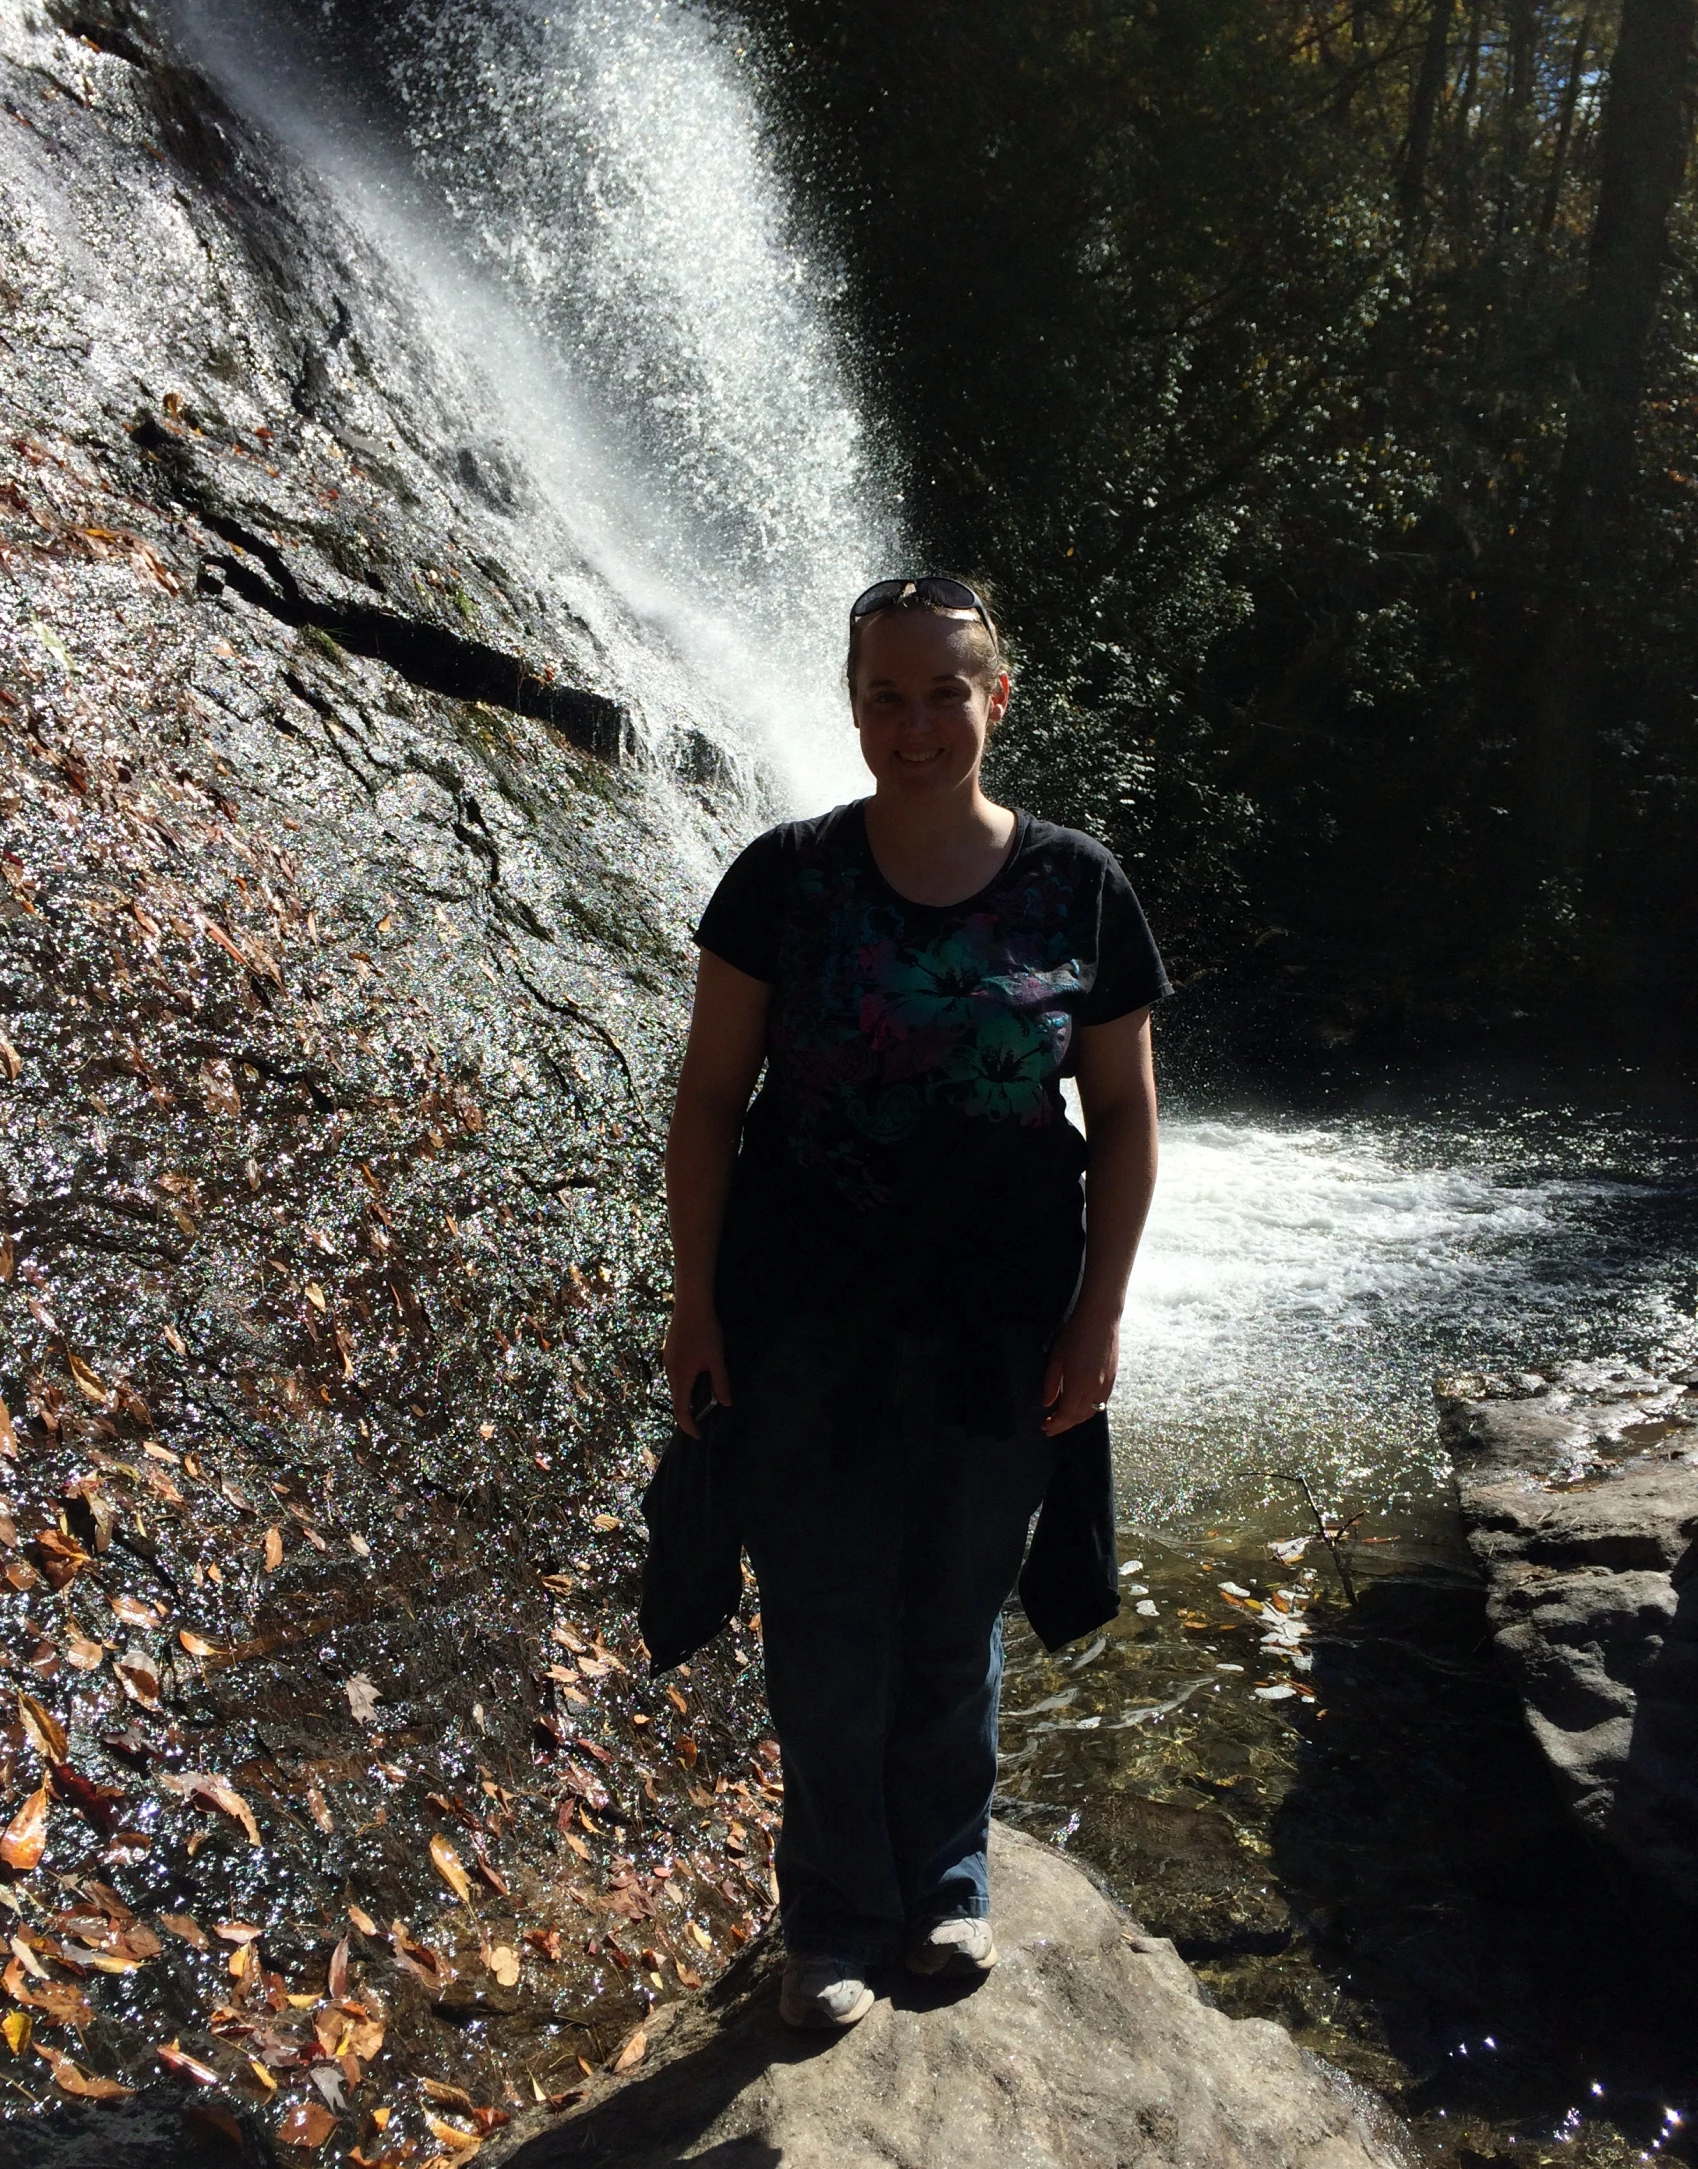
{"left": 1040, "top": 1304, "right": 1120, "bottom": 1436}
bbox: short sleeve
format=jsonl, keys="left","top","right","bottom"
{"left": 1079, "top": 854, "right": 1172, "bottom": 1025}
{"left": 694, "top": 827, "right": 786, "bottom": 983}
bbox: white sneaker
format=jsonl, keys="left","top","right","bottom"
{"left": 779, "top": 1954, "right": 876, "bottom": 2030}
{"left": 905, "top": 1916, "right": 998, "bottom": 1978}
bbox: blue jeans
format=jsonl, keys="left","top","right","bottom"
{"left": 735, "top": 1323, "right": 1054, "bottom": 1960}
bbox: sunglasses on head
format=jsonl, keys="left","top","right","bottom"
{"left": 849, "top": 577, "right": 995, "bottom": 636}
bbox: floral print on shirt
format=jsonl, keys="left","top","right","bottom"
{"left": 767, "top": 834, "right": 1090, "bottom": 1207}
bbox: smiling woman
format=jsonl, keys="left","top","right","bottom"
{"left": 656, "top": 577, "right": 1169, "bottom": 2032}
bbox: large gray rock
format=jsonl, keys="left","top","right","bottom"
{"left": 494, "top": 1822, "right": 1402, "bottom": 2169}
{"left": 1440, "top": 1363, "right": 1698, "bottom": 1907}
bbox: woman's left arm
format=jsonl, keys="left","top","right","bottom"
{"left": 1040, "top": 1006, "right": 1158, "bottom": 1437}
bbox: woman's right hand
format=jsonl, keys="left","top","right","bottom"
{"left": 663, "top": 1300, "right": 732, "bottom": 1437}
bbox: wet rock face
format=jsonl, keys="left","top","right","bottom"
{"left": 490, "top": 1821, "right": 1404, "bottom": 2169}
{"left": 1440, "top": 1364, "right": 1698, "bottom": 1909}
{"left": 0, "top": 0, "right": 778, "bottom": 2155}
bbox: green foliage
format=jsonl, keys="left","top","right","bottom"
{"left": 741, "top": 0, "right": 1698, "bottom": 1056}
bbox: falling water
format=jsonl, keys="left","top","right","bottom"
{"left": 173, "top": 0, "right": 895, "bottom": 817}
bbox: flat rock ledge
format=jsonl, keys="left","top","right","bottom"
{"left": 492, "top": 1822, "right": 1400, "bottom": 2169}
{"left": 1439, "top": 1361, "right": 1698, "bottom": 1908}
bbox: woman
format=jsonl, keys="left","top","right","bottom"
{"left": 663, "top": 577, "right": 1166, "bottom": 2030}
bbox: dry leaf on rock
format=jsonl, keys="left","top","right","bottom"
{"left": 0, "top": 1400, "right": 15, "bottom": 1461}
{"left": 214, "top": 1921, "right": 263, "bottom": 1945}
{"left": 488, "top": 1944, "right": 520, "bottom": 1988}
{"left": 348, "top": 1903, "right": 377, "bottom": 1936}
{"left": 1, "top": 1786, "right": 49, "bottom": 1871}
{"left": 277, "top": 2098, "right": 336, "bottom": 2149}
{"left": 159, "top": 1913, "right": 211, "bottom": 1951}
{"left": 110, "top": 1593, "right": 161, "bottom": 1629}
{"left": 611, "top": 2028, "right": 646, "bottom": 2074}
{"left": 157, "top": 1770, "right": 260, "bottom": 1846}
{"left": 178, "top": 1630, "right": 220, "bottom": 1658}
{"left": 327, "top": 1935, "right": 349, "bottom": 2001}
{"left": 345, "top": 1674, "right": 380, "bottom": 1724}
{"left": 157, "top": 2038, "right": 219, "bottom": 2085}
{"left": 35, "top": 2043, "right": 131, "bottom": 2099}
{"left": 421, "top": 2078, "right": 476, "bottom": 2111}
{"left": 63, "top": 1626, "right": 106, "bottom": 1672}
{"left": 18, "top": 1692, "right": 67, "bottom": 1764}
{"left": 425, "top": 2115, "right": 482, "bottom": 2157}
{"left": 114, "top": 1648, "right": 160, "bottom": 1708}
{"left": 429, "top": 1834, "right": 473, "bottom": 1906}
{"left": 49, "top": 1765, "right": 127, "bottom": 1836}
{"left": 263, "top": 1524, "right": 284, "bottom": 1572}
{"left": 3, "top": 2008, "right": 29, "bottom": 2053}
{"left": 65, "top": 1354, "right": 110, "bottom": 1407}
{"left": 31, "top": 1530, "right": 90, "bottom": 1590}
{"left": 387, "top": 1921, "right": 446, "bottom": 1988}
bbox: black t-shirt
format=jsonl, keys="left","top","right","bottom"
{"left": 695, "top": 801, "right": 1169, "bottom": 1367}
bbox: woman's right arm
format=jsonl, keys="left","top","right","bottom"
{"left": 663, "top": 950, "right": 772, "bottom": 1435}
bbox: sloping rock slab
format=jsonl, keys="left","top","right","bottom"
{"left": 493, "top": 1822, "right": 1400, "bottom": 2169}
{"left": 1440, "top": 1363, "right": 1698, "bottom": 1907}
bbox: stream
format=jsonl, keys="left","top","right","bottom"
{"left": 1005, "top": 1087, "right": 1698, "bottom": 2169}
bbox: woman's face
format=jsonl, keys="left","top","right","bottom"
{"left": 850, "top": 610, "right": 1009, "bottom": 801}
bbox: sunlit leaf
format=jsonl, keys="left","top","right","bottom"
{"left": 1, "top": 1786, "right": 49, "bottom": 1871}
{"left": 35, "top": 2043, "right": 131, "bottom": 2098}
{"left": 159, "top": 1913, "right": 211, "bottom": 1951}
{"left": 17, "top": 1692, "right": 66, "bottom": 1764}
{"left": 2, "top": 2009, "right": 29, "bottom": 2054}
{"left": 345, "top": 1674, "right": 380, "bottom": 1724}
{"left": 157, "top": 2038, "right": 218, "bottom": 2086}
{"left": 65, "top": 1353, "right": 110, "bottom": 1406}
{"left": 263, "top": 1524, "right": 284, "bottom": 1572}
{"left": 430, "top": 1834, "right": 473, "bottom": 1906}
{"left": 277, "top": 2098, "right": 336, "bottom": 2149}
{"left": 114, "top": 1647, "right": 161, "bottom": 1708}
{"left": 611, "top": 2027, "right": 646, "bottom": 2073}
{"left": 178, "top": 1630, "right": 220, "bottom": 1657}
{"left": 327, "top": 1935, "right": 349, "bottom": 2001}
{"left": 64, "top": 1626, "right": 106, "bottom": 1672}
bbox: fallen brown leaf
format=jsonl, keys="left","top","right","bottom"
{"left": 63, "top": 1625, "right": 106, "bottom": 1672}
{"left": 425, "top": 2115, "right": 482, "bottom": 2157}
{"left": 263, "top": 1524, "right": 284, "bottom": 1572}
{"left": 35, "top": 2042, "right": 131, "bottom": 2099}
{"left": 109, "top": 1592, "right": 161, "bottom": 1628}
{"left": 157, "top": 1770, "right": 261, "bottom": 1846}
{"left": 159, "top": 1913, "right": 211, "bottom": 1951}
{"left": 64, "top": 1354, "right": 110, "bottom": 1407}
{"left": 611, "top": 2027, "right": 646, "bottom": 2074}
{"left": 114, "top": 1647, "right": 161, "bottom": 1708}
{"left": 327, "top": 1935, "right": 349, "bottom": 2002}
{"left": 1, "top": 1786, "right": 49, "bottom": 1871}
{"left": 345, "top": 1674, "right": 380, "bottom": 1724}
{"left": 178, "top": 1630, "right": 221, "bottom": 1658}
{"left": 18, "top": 1691, "right": 67, "bottom": 1764}
{"left": 429, "top": 1833, "right": 473, "bottom": 1906}
{"left": 277, "top": 2097, "right": 336, "bottom": 2148}
{"left": 157, "top": 2038, "right": 219, "bottom": 2085}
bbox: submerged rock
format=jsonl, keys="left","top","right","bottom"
{"left": 492, "top": 1821, "right": 1402, "bottom": 2169}
{"left": 1440, "top": 1363, "right": 1698, "bottom": 1908}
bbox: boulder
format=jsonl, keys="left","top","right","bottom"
{"left": 493, "top": 1821, "right": 1401, "bottom": 2169}
{"left": 1440, "top": 1363, "right": 1698, "bottom": 1907}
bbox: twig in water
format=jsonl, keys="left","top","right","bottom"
{"left": 1277, "top": 1467, "right": 1362, "bottom": 1607}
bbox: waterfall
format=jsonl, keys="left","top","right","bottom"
{"left": 170, "top": 0, "right": 898, "bottom": 820}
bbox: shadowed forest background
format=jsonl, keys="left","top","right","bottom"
{"left": 739, "top": 0, "right": 1698, "bottom": 1071}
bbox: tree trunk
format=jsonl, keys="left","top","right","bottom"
{"left": 1400, "top": 0, "right": 1457, "bottom": 225}
{"left": 1538, "top": 14, "right": 1593, "bottom": 237}
{"left": 1526, "top": 0, "right": 1698, "bottom": 872}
